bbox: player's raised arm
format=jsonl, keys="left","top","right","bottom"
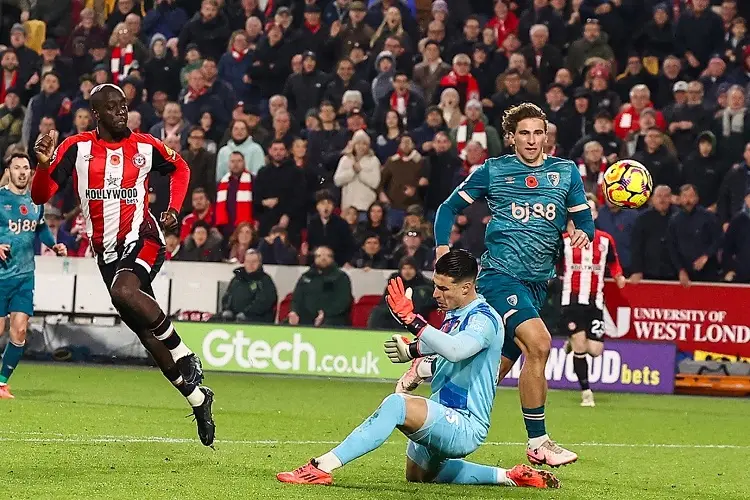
{"left": 565, "top": 165, "right": 595, "bottom": 245}
{"left": 146, "top": 135, "right": 191, "bottom": 231}
{"left": 31, "top": 131, "right": 75, "bottom": 205}
{"left": 434, "top": 161, "right": 490, "bottom": 260}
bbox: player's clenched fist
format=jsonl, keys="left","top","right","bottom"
{"left": 34, "top": 130, "right": 59, "bottom": 165}
{"left": 159, "top": 208, "right": 179, "bottom": 232}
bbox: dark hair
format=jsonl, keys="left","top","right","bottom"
{"left": 270, "top": 139, "right": 287, "bottom": 148}
{"left": 315, "top": 189, "right": 335, "bottom": 204}
{"left": 7, "top": 152, "right": 30, "bottom": 166}
{"left": 394, "top": 71, "right": 409, "bottom": 80}
{"left": 192, "top": 220, "right": 211, "bottom": 233}
{"left": 192, "top": 187, "right": 207, "bottom": 196}
{"left": 229, "top": 150, "right": 246, "bottom": 160}
{"left": 502, "top": 102, "right": 547, "bottom": 135}
{"left": 434, "top": 249, "right": 478, "bottom": 283}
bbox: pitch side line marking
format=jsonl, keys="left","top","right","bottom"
{"left": 0, "top": 431, "right": 747, "bottom": 449}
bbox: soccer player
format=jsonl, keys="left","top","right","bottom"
{"left": 560, "top": 195, "right": 626, "bottom": 407}
{"left": 0, "top": 153, "right": 67, "bottom": 399}
{"left": 431, "top": 103, "right": 595, "bottom": 467}
{"left": 31, "top": 84, "right": 215, "bottom": 446}
{"left": 276, "top": 250, "right": 560, "bottom": 489}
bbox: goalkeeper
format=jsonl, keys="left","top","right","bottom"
{"left": 276, "top": 249, "right": 560, "bottom": 489}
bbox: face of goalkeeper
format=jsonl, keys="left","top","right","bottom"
{"left": 432, "top": 273, "right": 475, "bottom": 311}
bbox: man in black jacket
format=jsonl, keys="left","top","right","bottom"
{"left": 668, "top": 184, "right": 722, "bottom": 286}
{"left": 177, "top": 0, "right": 232, "bottom": 61}
{"left": 569, "top": 112, "right": 622, "bottom": 163}
{"left": 716, "top": 141, "right": 750, "bottom": 229}
{"left": 283, "top": 51, "right": 329, "bottom": 126}
{"left": 722, "top": 189, "right": 750, "bottom": 283}
{"left": 306, "top": 190, "right": 356, "bottom": 267}
{"left": 220, "top": 250, "right": 278, "bottom": 323}
{"left": 630, "top": 185, "right": 678, "bottom": 283}
{"left": 520, "top": 24, "right": 563, "bottom": 90}
{"left": 517, "top": 0, "right": 566, "bottom": 50}
{"left": 419, "top": 131, "right": 461, "bottom": 219}
{"left": 666, "top": 80, "right": 713, "bottom": 161}
{"left": 632, "top": 128, "right": 682, "bottom": 193}
{"left": 182, "top": 126, "right": 217, "bottom": 208}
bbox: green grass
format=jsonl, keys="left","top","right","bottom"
{"left": 0, "top": 363, "right": 749, "bottom": 500}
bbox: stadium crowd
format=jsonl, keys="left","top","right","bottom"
{"left": 3, "top": 0, "right": 750, "bottom": 298}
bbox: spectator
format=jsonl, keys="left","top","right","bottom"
{"left": 486, "top": 0, "right": 520, "bottom": 49}
{"left": 517, "top": 0, "right": 566, "bottom": 50}
{"left": 34, "top": 206, "right": 75, "bottom": 256}
{"left": 577, "top": 141, "right": 608, "bottom": 203}
{"left": 249, "top": 22, "right": 293, "bottom": 101}
{"left": 354, "top": 201, "right": 392, "bottom": 248}
{"left": 412, "top": 41, "right": 451, "bottom": 105}
{"left": 142, "top": 0, "right": 189, "bottom": 41}
{"left": 65, "top": 9, "right": 108, "bottom": 56}
{"left": 521, "top": 24, "right": 563, "bottom": 90}
{"left": 306, "top": 102, "right": 343, "bottom": 172}
{"left": 570, "top": 111, "right": 621, "bottom": 162}
{"left": 181, "top": 69, "right": 228, "bottom": 132}
{"left": 726, "top": 24, "right": 750, "bottom": 74}
{"left": 632, "top": 128, "right": 682, "bottom": 193}
{"left": 374, "top": 71, "right": 425, "bottom": 130}
{"left": 201, "top": 58, "right": 236, "bottom": 118}
{"left": 390, "top": 228, "right": 433, "bottom": 270}
{"left": 565, "top": 19, "right": 614, "bottom": 76}
{"left": 632, "top": 3, "right": 675, "bottom": 62}
{"left": 378, "top": 134, "right": 424, "bottom": 228}
{"left": 329, "top": 2, "right": 373, "bottom": 61}
{"left": 669, "top": 184, "right": 722, "bottom": 285}
{"left": 127, "top": 110, "right": 143, "bottom": 133}
{"left": 254, "top": 141, "right": 307, "bottom": 238}
{"left": 109, "top": 24, "right": 148, "bottom": 87}
{"left": 682, "top": 131, "right": 728, "bottom": 210}
{"left": 714, "top": 85, "right": 750, "bottom": 163}
{"left": 0, "top": 89, "right": 24, "bottom": 155}
{"left": 283, "top": 51, "right": 329, "bottom": 125}
{"left": 700, "top": 55, "right": 729, "bottom": 104}
{"left": 630, "top": 185, "right": 678, "bottom": 283}
{"left": 436, "top": 54, "right": 481, "bottom": 110}
{"left": 178, "top": 0, "right": 232, "bottom": 61}
{"left": 288, "top": 245, "right": 352, "bottom": 327}
{"left": 226, "top": 222, "right": 257, "bottom": 264}
{"left": 220, "top": 249, "right": 278, "bottom": 323}
{"left": 22, "top": 72, "right": 70, "bottom": 151}
{"left": 267, "top": 110, "right": 296, "bottom": 150}
{"left": 325, "top": 58, "right": 373, "bottom": 116}
{"left": 653, "top": 56, "right": 686, "bottom": 110}
{"left": 410, "top": 106, "right": 446, "bottom": 155}
{"left": 8, "top": 25, "right": 40, "bottom": 79}
{"left": 334, "top": 129, "right": 382, "bottom": 213}
{"left": 149, "top": 101, "right": 190, "bottom": 145}
{"left": 165, "top": 232, "right": 181, "bottom": 260}
{"left": 306, "top": 190, "right": 356, "bottom": 267}
{"left": 667, "top": 80, "right": 713, "bottom": 160}
{"left": 722, "top": 188, "right": 750, "bottom": 283}
{"left": 257, "top": 225, "right": 298, "bottom": 265}
{"left": 675, "top": 0, "right": 725, "bottom": 74}
{"left": 183, "top": 126, "right": 217, "bottom": 206}
{"left": 451, "top": 99, "right": 503, "bottom": 159}
{"left": 216, "top": 151, "right": 255, "bottom": 236}
{"left": 0, "top": 51, "right": 25, "bottom": 105}
{"left": 588, "top": 65, "right": 621, "bottom": 118}
{"left": 69, "top": 108, "right": 93, "bottom": 138}
{"left": 717, "top": 142, "right": 750, "bottom": 228}
{"left": 106, "top": 0, "right": 142, "bottom": 35}
{"left": 179, "top": 220, "right": 223, "bottom": 262}
{"left": 615, "top": 55, "right": 655, "bottom": 106}
{"left": 596, "top": 198, "right": 639, "bottom": 275}
{"left": 437, "top": 87, "right": 462, "bottom": 130}
{"left": 180, "top": 187, "right": 216, "bottom": 241}
{"left": 295, "top": 4, "right": 328, "bottom": 62}
{"left": 373, "top": 109, "right": 404, "bottom": 163}
{"left": 489, "top": 69, "right": 536, "bottom": 130}
{"left": 447, "top": 16, "right": 481, "bottom": 63}
{"left": 371, "top": 50, "right": 397, "bottom": 104}
{"left": 218, "top": 31, "right": 253, "bottom": 103}
{"left": 216, "top": 120, "right": 265, "bottom": 180}
{"left": 367, "top": 256, "right": 435, "bottom": 329}
{"left": 614, "top": 84, "right": 666, "bottom": 140}
{"left": 420, "top": 131, "right": 462, "bottom": 220}
{"left": 349, "top": 233, "right": 389, "bottom": 269}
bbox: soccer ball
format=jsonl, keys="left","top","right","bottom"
{"left": 602, "top": 159, "right": 653, "bottom": 209}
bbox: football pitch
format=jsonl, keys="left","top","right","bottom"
{"left": 1, "top": 364, "right": 749, "bottom": 500}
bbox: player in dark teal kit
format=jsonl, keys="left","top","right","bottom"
{"left": 432, "top": 103, "right": 595, "bottom": 467}
{"left": 0, "top": 153, "right": 67, "bottom": 399}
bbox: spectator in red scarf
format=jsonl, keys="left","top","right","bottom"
{"left": 216, "top": 151, "right": 255, "bottom": 237}
{"left": 450, "top": 99, "right": 503, "bottom": 159}
{"left": 373, "top": 71, "right": 425, "bottom": 131}
{"left": 181, "top": 188, "right": 217, "bottom": 241}
{"left": 295, "top": 4, "right": 328, "bottom": 66}
{"left": 577, "top": 140, "right": 608, "bottom": 204}
{"left": 180, "top": 69, "right": 228, "bottom": 131}
{"left": 109, "top": 23, "right": 148, "bottom": 86}
{"left": 487, "top": 0, "right": 519, "bottom": 49}
{"left": 434, "top": 53, "right": 481, "bottom": 110}
{"left": 0, "top": 51, "right": 21, "bottom": 104}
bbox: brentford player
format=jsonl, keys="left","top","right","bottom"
{"left": 31, "top": 84, "right": 215, "bottom": 445}
{"left": 559, "top": 195, "right": 626, "bottom": 407}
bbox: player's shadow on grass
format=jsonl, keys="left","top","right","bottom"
{"left": 15, "top": 389, "right": 58, "bottom": 398}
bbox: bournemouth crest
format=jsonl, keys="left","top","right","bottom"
{"left": 547, "top": 172, "right": 560, "bottom": 186}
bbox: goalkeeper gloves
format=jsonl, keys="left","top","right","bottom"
{"left": 385, "top": 277, "right": 428, "bottom": 337}
{"left": 383, "top": 334, "right": 422, "bottom": 363}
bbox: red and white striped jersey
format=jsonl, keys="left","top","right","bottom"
{"left": 560, "top": 229, "right": 623, "bottom": 309}
{"left": 31, "top": 131, "right": 190, "bottom": 264}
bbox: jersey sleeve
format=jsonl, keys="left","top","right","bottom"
{"left": 565, "top": 164, "right": 595, "bottom": 240}
{"left": 417, "top": 309, "right": 498, "bottom": 362}
{"left": 31, "top": 137, "right": 78, "bottom": 205}
{"left": 434, "top": 161, "right": 490, "bottom": 245}
{"left": 143, "top": 134, "right": 191, "bottom": 213}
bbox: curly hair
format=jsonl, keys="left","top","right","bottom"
{"left": 501, "top": 102, "right": 548, "bottom": 136}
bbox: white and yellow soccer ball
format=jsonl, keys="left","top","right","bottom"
{"left": 602, "top": 159, "right": 653, "bottom": 209}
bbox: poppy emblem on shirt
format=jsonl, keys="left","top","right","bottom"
{"left": 133, "top": 153, "right": 147, "bottom": 168}
{"left": 110, "top": 155, "right": 121, "bottom": 165}
{"left": 19, "top": 205, "right": 28, "bottom": 215}
{"left": 525, "top": 176, "right": 538, "bottom": 188}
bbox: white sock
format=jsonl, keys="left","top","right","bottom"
{"left": 315, "top": 452, "right": 343, "bottom": 473}
{"left": 496, "top": 467, "right": 515, "bottom": 486}
{"left": 416, "top": 358, "right": 434, "bottom": 378}
{"left": 528, "top": 434, "right": 550, "bottom": 450}
{"left": 186, "top": 386, "right": 205, "bottom": 407}
{"left": 169, "top": 341, "right": 193, "bottom": 362}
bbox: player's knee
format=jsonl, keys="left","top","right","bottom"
{"left": 109, "top": 282, "right": 136, "bottom": 311}
{"left": 380, "top": 393, "right": 407, "bottom": 414}
{"left": 525, "top": 332, "right": 551, "bottom": 360}
{"left": 9, "top": 325, "right": 27, "bottom": 343}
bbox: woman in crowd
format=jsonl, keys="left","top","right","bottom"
{"left": 226, "top": 222, "right": 258, "bottom": 264}
{"left": 334, "top": 129, "right": 382, "bottom": 217}
{"left": 374, "top": 109, "right": 404, "bottom": 163}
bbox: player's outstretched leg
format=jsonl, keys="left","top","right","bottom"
{"left": 110, "top": 272, "right": 214, "bottom": 446}
{"left": 0, "top": 314, "right": 29, "bottom": 399}
{"left": 515, "top": 319, "right": 577, "bottom": 467}
{"left": 427, "top": 461, "right": 559, "bottom": 488}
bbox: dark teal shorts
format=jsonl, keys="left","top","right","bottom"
{"left": 0, "top": 274, "right": 34, "bottom": 317}
{"left": 476, "top": 270, "right": 548, "bottom": 362}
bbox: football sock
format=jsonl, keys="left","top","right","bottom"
{"left": 0, "top": 340, "right": 25, "bottom": 384}
{"left": 416, "top": 356, "right": 435, "bottom": 378}
{"left": 573, "top": 352, "right": 590, "bottom": 391}
{"left": 522, "top": 405, "right": 546, "bottom": 440}
{"left": 162, "top": 365, "right": 205, "bottom": 406}
{"left": 326, "top": 393, "right": 406, "bottom": 470}
{"left": 435, "top": 460, "right": 515, "bottom": 486}
{"left": 149, "top": 312, "right": 192, "bottom": 361}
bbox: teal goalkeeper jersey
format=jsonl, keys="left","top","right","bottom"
{"left": 0, "top": 187, "right": 51, "bottom": 280}
{"left": 428, "top": 296, "right": 503, "bottom": 432}
{"left": 448, "top": 154, "right": 590, "bottom": 282}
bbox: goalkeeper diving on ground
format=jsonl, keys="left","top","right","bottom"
{"left": 276, "top": 249, "right": 560, "bottom": 489}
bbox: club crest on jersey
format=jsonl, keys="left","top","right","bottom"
{"left": 110, "top": 155, "right": 121, "bottom": 165}
{"left": 525, "top": 176, "right": 538, "bottom": 188}
{"left": 507, "top": 295, "right": 518, "bottom": 306}
{"left": 547, "top": 172, "right": 560, "bottom": 186}
{"left": 19, "top": 205, "right": 28, "bottom": 215}
{"left": 133, "top": 153, "right": 147, "bottom": 167}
